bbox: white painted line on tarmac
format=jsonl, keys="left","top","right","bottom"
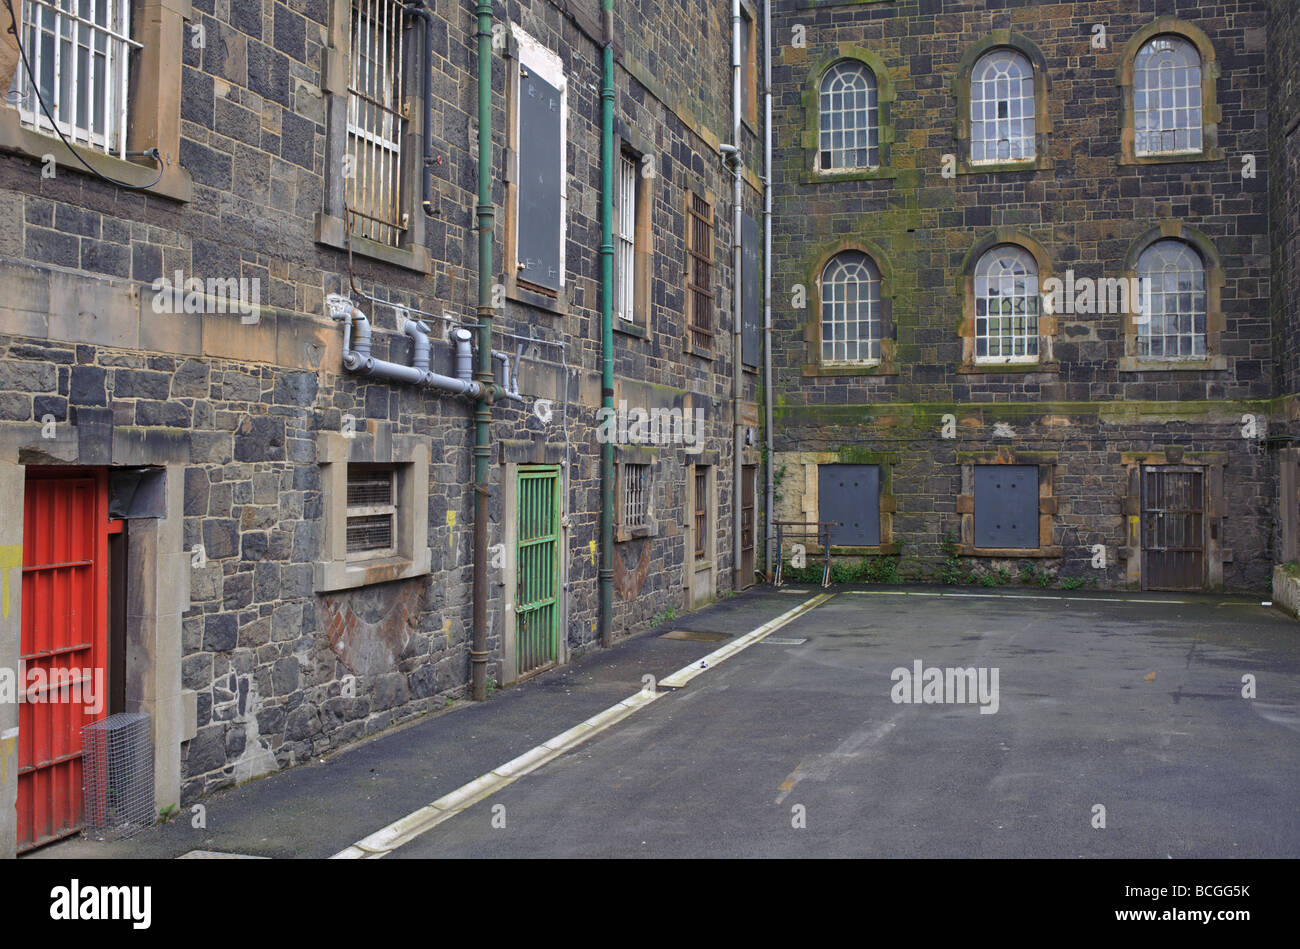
{"left": 847, "top": 590, "right": 1188, "bottom": 605}
{"left": 657, "top": 592, "right": 835, "bottom": 689}
{"left": 331, "top": 593, "right": 832, "bottom": 859}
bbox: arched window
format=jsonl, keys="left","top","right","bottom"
{"left": 1137, "top": 240, "right": 1206, "bottom": 358}
{"left": 819, "top": 61, "right": 878, "bottom": 171}
{"left": 820, "top": 251, "right": 881, "bottom": 364}
{"left": 1134, "top": 36, "right": 1202, "bottom": 156}
{"left": 974, "top": 245, "right": 1038, "bottom": 361}
{"left": 970, "top": 49, "right": 1035, "bottom": 163}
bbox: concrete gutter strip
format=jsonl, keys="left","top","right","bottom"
{"left": 657, "top": 592, "right": 834, "bottom": 689}
{"left": 330, "top": 593, "right": 830, "bottom": 859}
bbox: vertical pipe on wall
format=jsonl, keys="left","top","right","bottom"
{"left": 730, "top": 0, "right": 744, "bottom": 592}
{"left": 598, "top": 0, "right": 616, "bottom": 648}
{"left": 762, "top": 0, "right": 774, "bottom": 576}
{"left": 471, "top": 0, "right": 495, "bottom": 701}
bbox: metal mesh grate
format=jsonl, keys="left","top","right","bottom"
{"left": 346, "top": 513, "right": 393, "bottom": 552}
{"left": 347, "top": 469, "right": 393, "bottom": 506}
{"left": 81, "top": 712, "right": 154, "bottom": 841}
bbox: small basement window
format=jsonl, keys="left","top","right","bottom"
{"left": 973, "top": 465, "right": 1038, "bottom": 549}
{"left": 345, "top": 466, "right": 397, "bottom": 559}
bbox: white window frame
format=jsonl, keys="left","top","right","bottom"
{"left": 511, "top": 23, "right": 567, "bottom": 291}
{"left": 8, "top": 0, "right": 140, "bottom": 158}
{"left": 615, "top": 151, "right": 637, "bottom": 322}
{"left": 820, "top": 251, "right": 881, "bottom": 365}
{"left": 346, "top": 0, "right": 408, "bottom": 247}
{"left": 974, "top": 244, "right": 1039, "bottom": 364}
{"left": 1136, "top": 239, "right": 1207, "bottom": 359}
{"left": 818, "top": 60, "right": 878, "bottom": 172}
{"left": 1134, "top": 35, "right": 1203, "bottom": 157}
{"left": 970, "top": 49, "right": 1035, "bottom": 165}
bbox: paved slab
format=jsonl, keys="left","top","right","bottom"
{"left": 388, "top": 588, "right": 1300, "bottom": 858}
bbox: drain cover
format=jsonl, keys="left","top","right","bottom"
{"left": 760, "top": 637, "right": 807, "bottom": 646}
{"left": 660, "top": 630, "right": 731, "bottom": 643}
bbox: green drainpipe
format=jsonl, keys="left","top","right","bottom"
{"left": 471, "top": 0, "right": 495, "bottom": 700}
{"left": 598, "top": 0, "right": 615, "bottom": 648}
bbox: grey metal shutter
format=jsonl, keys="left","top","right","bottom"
{"left": 818, "top": 464, "right": 880, "bottom": 546}
{"left": 518, "top": 68, "right": 563, "bottom": 291}
{"left": 973, "top": 465, "right": 1038, "bottom": 548}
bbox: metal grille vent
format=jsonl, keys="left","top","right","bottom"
{"left": 347, "top": 471, "right": 393, "bottom": 506}
{"left": 81, "top": 712, "right": 154, "bottom": 841}
{"left": 624, "top": 463, "right": 649, "bottom": 528}
{"left": 346, "top": 514, "right": 393, "bottom": 552}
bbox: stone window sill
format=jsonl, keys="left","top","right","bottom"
{"left": 314, "top": 551, "right": 431, "bottom": 593}
{"left": 315, "top": 213, "right": 431, "bottom": 274}
{"left": 0, "top": 109, "right": 192, "bottom": 201}
{"left": 1118, "top": 355, "right": 1227, "bottom": 372}
{"left": 614, "top": 319, "right": 648, "bottom": 339}
{"left": 802, "top": 362, "right": 898, "bottom": 378}
{"left": 802, "top": 166, "right": 898, "bottom": 185}
{"left": 959, "top": 156, "right": 1053, "bottom": 175}
{"left": 959, "top": 361, "right": 1058, "bottom": 375}
{"left": 1119, "top": 148, "right": 1225, "bottom": 167}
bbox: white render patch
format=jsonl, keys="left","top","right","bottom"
{"left": 760, "top": 637, "right": 808, "bottom": 646}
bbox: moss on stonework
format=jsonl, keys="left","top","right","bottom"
{"left": 774, "top": 398, "right": 1280, "bottom": 428}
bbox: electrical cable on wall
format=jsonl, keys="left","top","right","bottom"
{"left": 3, "top": 0, "right": 166, "bottom": 190}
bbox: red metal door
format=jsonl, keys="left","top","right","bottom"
{"left": 17, "top": 468, "right": 113, "bottom": 851}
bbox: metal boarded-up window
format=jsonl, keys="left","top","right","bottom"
{"left": 818, "top": 464, "right": 880, "bottom": 547}
{"left": 973, "top": 465, "right": 1038, "bottom": 549}
{"left": 517, "top": 66, "right": 563, "bottom": 291}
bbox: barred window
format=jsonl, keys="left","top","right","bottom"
{"left": 1137, "top": 240, "right": 1206, "bottom": 358}
{"left": 970, "top": 49, "right": 1035, "bottom": 164}
{"left": 345, "top": 466, "right": 397, "bottom": 557}
{"left": 347, "top": 0, "right": 408, "bottom": 247}
{"left": 974, "top": 245, "right": 1039, "bottom": 362}
{"left": 686, "top": 193, "right": 714, "bottom": 350}
{"left": 1134, "top": 36, "right": 1202, "bottom": 156}
{"left": 820, "top": 251, "right": 881, "bottom": 364}
{"left": 615, "top": 152, "right": 637, "bottom": 322}
{"left": 7, "top": 0, "right": 140, "bottom": 157}
{"left": 818, "top": 61, "right": 878, "bottom": 171}
{"left": 623, "top": 463, "right": 650, "bottom": 529}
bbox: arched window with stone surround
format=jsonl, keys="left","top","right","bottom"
{"left": 818, "top": 61, "right": 878, "bottom": 171}
{"left": 1136, "top": 239, "right": 1206, "bottom": 358}
{"left": 1133, "top": 35, "right": 1203, "bottom": 157}
{"left": 973, "top": 244, "right": 1039, "bottom": 362}
{"left": 970, "top": 49, "right": 1035, "bottom": 164}
{"left": 820, "top": 251, "right": 881, "bottom": 364}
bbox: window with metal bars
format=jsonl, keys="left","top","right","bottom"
{"left": 7, "top": 0, "right": 140, "bottom": 158}
{"left": 686, "top": 193, "right": 714, "bottom": 351}
{"left": 693, "top": 468, "right": 708, "bottom": 560}
{"left": 623, "top": 463, "right": 649, "bottom": 529}
{"left": 346, "top": 0, "right": 408, "bottom": 247}
{"left": 345, "top": 466, "right": 396, "bottom": 557}
{"left": 615, "top": 151, "right": 637, "bottom": 323}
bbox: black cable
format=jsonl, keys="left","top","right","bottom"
{"left": 4, "top": 0, "right": 165, "bottom": 190}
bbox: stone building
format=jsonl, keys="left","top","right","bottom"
{"left": 769, "top": 0, "right": 1286, "bottom": 595}
{"left": 3, "top": 0, "right": 1300, "bottom": 861}
{"left": 0, "top": 0, "right": 762, "bottom": 855}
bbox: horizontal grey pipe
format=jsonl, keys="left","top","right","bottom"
{"left": 327, "top": 294, "right": 481, "bottom": 398}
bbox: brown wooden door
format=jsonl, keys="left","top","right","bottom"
{"left": 1141, "top": 466, "right": 1206, "bottom": 591}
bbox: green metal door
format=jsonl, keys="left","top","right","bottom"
{"left": 516, "top": 466, "right": 561, "bottom": 676}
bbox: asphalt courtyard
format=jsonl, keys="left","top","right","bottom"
{"left": 28, "top": 585, "right": 1300, "bottom": 859}
{"left": 397, "top": 588, "right": 1300, "bottom": 858}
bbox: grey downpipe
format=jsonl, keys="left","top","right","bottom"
{"left": 404, "top": 1, "right": 438, "bottom": 216}
{"left": 492, "top": 349, "right": 523, "bottom": 402}
{"left": 729, "top": 0, "right": 744, "bottom": 592}
{"left": 762, "top": 0, "right": 775, "bottom": 577}
{"left": 328, "top": 294, "right": 482, "bottom": 397}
